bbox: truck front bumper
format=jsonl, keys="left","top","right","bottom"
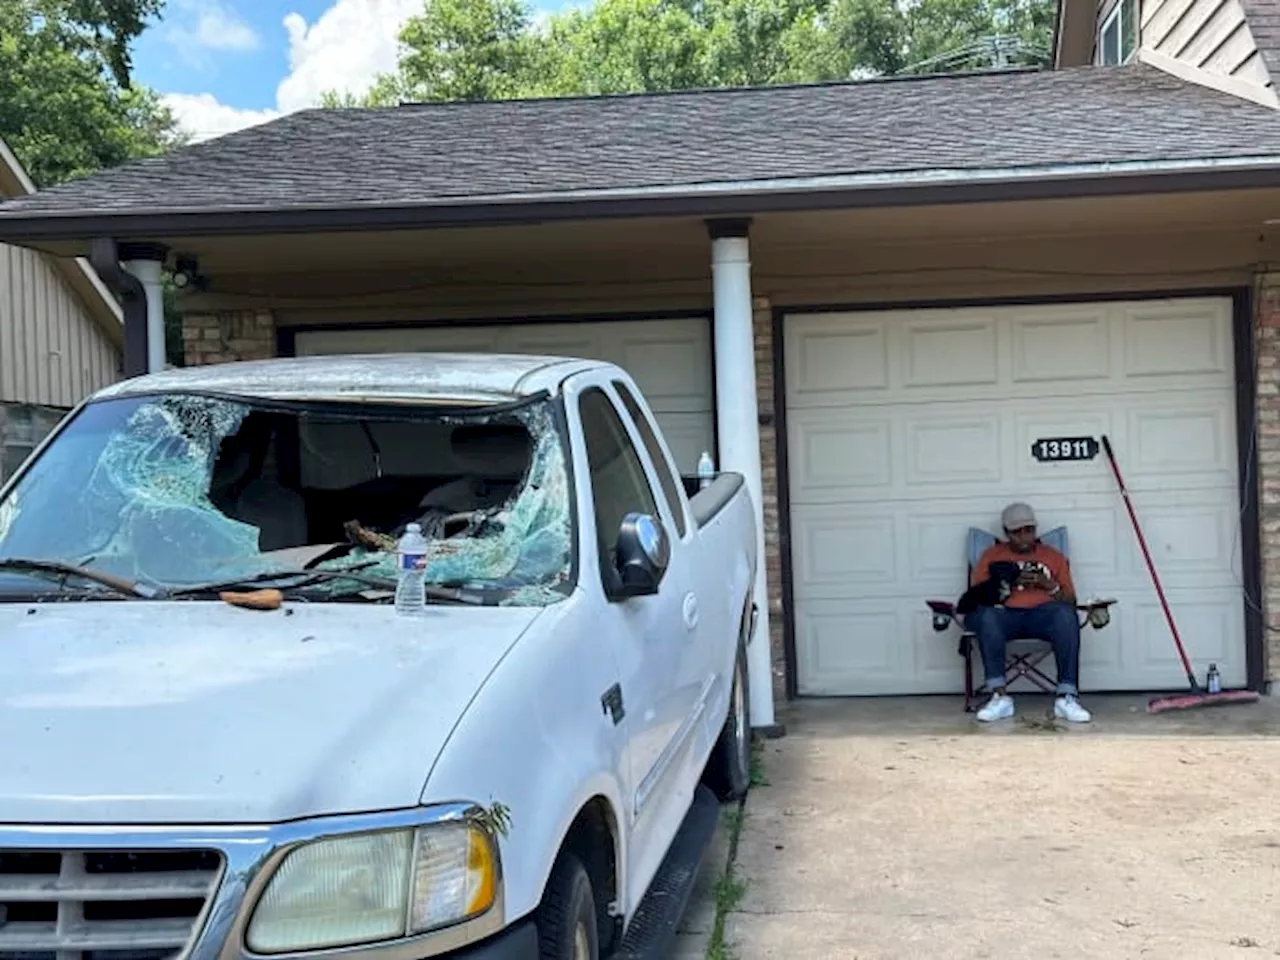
{"left": 434, "top": 919, "right": 538, "bottom": 959}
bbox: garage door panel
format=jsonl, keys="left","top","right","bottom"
{"left": 904, "top": 414, "right": 1001, "bottom": 486}
{"left": 785, "top": 314, "right": 890, "bottom": 402}
{"left": 789, "top": 411, "right": 893, "bottom": 500}
{"left": 1122, "top": 299, "right": 1230, "bottom": 379}
{"left": 902, "top": 314, "right": 999, "bottom": 388}
{"left": 1011, "top": 307, "right": 1111, "bottom": 383}
{"left": 785, "top": 296, "right": 1248, "bottom": 695}
{"left": 796, "top": 602, "right": 915, "bottom": 695}
{"left": 1126, "top": 592, "right": 1245, "bottom": 687}
{"left": 1111, "top": 496, "right": 1243, "bottom": 588}
{"left": 1126, "top": 402, "right": 1235, "bottom": 483}
{"left": 907, "top": 509, "right": 991, "bottom": 585}
{"left": 790, "top": 510, "right": 898, "bottom": 595}
{"left": 910, "top": 609, "right": 968, "bottom": 692}
{"left": 610, "top": 321, "right": 713, "bottom": 414}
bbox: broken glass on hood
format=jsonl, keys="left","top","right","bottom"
{"left": 0, "top": 389, "right": 574, "bottom": 605}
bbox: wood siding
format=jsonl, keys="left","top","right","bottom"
{"left": 0, "top": 241, "right": 119, "bottom": 407}
{"left": 1138, "top": 0, "right": 1275, "bottom": 88}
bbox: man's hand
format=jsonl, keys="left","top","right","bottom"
{"left": 1019, "top": 565, "right": 1056, "bottom": 592}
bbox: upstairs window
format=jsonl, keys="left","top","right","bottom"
{"left": 1099, "top": 0, "right": 1138, "bottom": 65}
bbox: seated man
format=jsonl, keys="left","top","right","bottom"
{"left": 966, "top": 502, "right": 1091, "bottom": 724}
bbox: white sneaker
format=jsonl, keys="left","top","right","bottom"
{"left": 1054, "top": 694, "right": 1092, "bottom": 723}
{"left": 976, "top": 693, "right": 1015, "bottom": 722}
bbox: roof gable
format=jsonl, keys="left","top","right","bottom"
{"left": 0, "top": 137, "right": 123, "bottom": 344}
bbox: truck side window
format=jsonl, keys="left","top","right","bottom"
{"left": 580, "top": 388, "right": 660, "bottom": 573}
{"left": 613, "top": 380, "right": 687, "bottom": 539}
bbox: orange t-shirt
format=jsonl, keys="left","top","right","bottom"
{"left": 971, "top": 542, "right": 1075, "bottom": 609}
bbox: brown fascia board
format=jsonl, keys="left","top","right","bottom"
{"left": 4, "top": 160, "right": 1280, "bottom": 253}
{"left": 0, "top": 139, "right": 123, "bottom": 349}
{"left": 1055, "top": 0, "right": 1101, "bottom": 66}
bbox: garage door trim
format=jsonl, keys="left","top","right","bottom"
{"left": 771, "top": 286, "right": 1263, "bottom": 699}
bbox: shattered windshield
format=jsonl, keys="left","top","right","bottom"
{"left": 0, "top": 390, "right": 575, "bottom": 605}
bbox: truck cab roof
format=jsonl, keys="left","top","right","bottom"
{"left": 92, "top": 352, "right": 610, "bottom": 405}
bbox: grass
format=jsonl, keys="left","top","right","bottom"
{"left": 705, "top": 737, "right": 764, "bottom": 959}
{"left": 706, "top": 871, "right": 748, "bottom": 960}
{"left": 749, "top": 736, "right": 769, "bottom": 787}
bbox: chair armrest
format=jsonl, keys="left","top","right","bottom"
{"left": 1076, "top": 598, "right": 1118, "bottom": 630}
{"left": 925, "top": 599, "right": 958, "bottom": 632}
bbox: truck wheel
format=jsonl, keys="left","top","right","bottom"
{"left": 536, "top": 851, "right": 599, "bottom": 960}
{"left": 705, "top": 639, "right": 751, "bottom": 801}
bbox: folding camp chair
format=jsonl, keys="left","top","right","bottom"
{"left": 925, "top": 526, "right": 1116, "bottom": 712}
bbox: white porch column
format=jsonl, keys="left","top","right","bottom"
{"left": 709, "top": 218, "right": 776, "bottom": 731}
{"left": 121, "top": 244, "right": 169, "bottom": 373}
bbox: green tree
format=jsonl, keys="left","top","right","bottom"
{"left": 335, "top": 0, "right": 1054, "bottom": 109}
{"left": 0, "top": 0, "right": 182, "bottom": 188}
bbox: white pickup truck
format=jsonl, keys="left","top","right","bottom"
{"left": 0, "top": 353, "right": 759, "bottom": 960}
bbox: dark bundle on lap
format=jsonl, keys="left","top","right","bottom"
{"left": 956, "top": 561, "right": 1022, "bottom": 615}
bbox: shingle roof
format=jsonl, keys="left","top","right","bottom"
{"left": 1242, "top": 0, "right": 1280, "bottom": 81}
{"left": 3, "top": 63, "right": 1280, "bottom": 225}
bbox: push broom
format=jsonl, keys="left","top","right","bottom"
{"left": 1100, "top": 435, "right": 1260, "bottom": 714}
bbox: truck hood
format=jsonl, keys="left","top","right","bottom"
{"left": 0, "top": 600, "right": 544, "bottom": 825}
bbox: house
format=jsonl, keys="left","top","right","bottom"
{"left": 3, "top": 0, "right": 1280, "bottom": 731}
{"left": 0, "top": 138, "right": 124, "bottom": 481}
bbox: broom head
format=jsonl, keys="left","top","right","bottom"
{"left": 1147, "top": 689, "right": 1261, "bottom": 714}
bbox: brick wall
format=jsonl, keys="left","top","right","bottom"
{"left": 1255, "top": 274, "right": 1280, "bottom": 684}
{"left": 183, "top": 310, "right": 277, "bottom": 366}
{"left": 753, "top": 295, "right": 788, "bottom": 702}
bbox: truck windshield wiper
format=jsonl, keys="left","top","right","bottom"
{"left": 0, "top": 558, "right": 161, "bottom": 599}
{"left": 167, "top": 567, "right": 485, "bottom": 605}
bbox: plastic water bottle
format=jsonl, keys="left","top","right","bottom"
{"left": 697, "top": 451, "right": 715, "bottom": 490}
{"left": 395, "top": 522, "right": 429, "bottom": 616}
{"left": 1207, "top": 663, "right": 1221, "bottom": 694}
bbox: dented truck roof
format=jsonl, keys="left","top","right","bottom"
{"left": 92, "top": 353, "right": 606, "bottom": 405}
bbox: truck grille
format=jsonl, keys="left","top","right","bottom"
{"left": 0, "top": 849, "right": 223, "bottom": 960}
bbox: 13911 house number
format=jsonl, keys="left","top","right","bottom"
{"left": 1032, "top": 437, "right": 1099, "bottom": 462}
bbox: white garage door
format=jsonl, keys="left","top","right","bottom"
{"left": 292, "top": 317, "right": 714, "bottom": 473}
{"left": 784, "top": 296, "right": 1247, "bottom": 696}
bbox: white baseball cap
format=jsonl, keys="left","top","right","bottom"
{"left": 1001, "top": 502, "right": 1036, "bottom": 530}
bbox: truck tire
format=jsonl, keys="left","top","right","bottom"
{"left": 705, "top": 638, "right": 751, "bottom": 801}
{"left": 536, "top": 851, "right": 599, "bottom": 960}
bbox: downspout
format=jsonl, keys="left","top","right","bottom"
{"left": 90, "top": 238, "right": 147, "bottom": 377}
{"left": 89, "top": 239, "right": 169, "bottom": 377}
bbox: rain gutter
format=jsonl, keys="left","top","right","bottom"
{"left": 1, "top": 153, "right": 1280, "bottom": 245}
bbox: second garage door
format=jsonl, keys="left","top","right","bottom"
{"left": 291, "top": 317, "right": 714, "bottom": 474}
{"left": 784, "top": 296, "right": 1248, "bottom": 696}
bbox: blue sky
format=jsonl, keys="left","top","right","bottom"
{"left": 128, "top": 0, "right": 429, "bottom": 141}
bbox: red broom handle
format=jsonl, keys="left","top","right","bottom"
{"left": 1100, "top": 435, "right": 1197, "bottom": 687}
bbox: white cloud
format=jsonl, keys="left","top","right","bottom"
{"left": 277, "top": 0, "right": 421, "bottom": 112}
{"left": 164, "top": 0, "right": 262, "bottom": 63}
{"left": 162, "top": 0, "right": 419, "bottom": 143}
{"left": 194, "top": 6, "right": 261, "bottom": 51}
{"left": 163, "top": 93, "right": 281, "bottom": 143}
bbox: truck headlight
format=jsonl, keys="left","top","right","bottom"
{"left": 246, "top": 821, "right": 498, "bottom": 954}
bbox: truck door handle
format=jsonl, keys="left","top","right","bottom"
{"left": 601, "top": 684, "right": 625, "bottom": 725}
{"left": 683, "top": 593, "right": 698, "bottom": 631}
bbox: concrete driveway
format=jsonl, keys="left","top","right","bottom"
{"left": 720, "top": 694, "right": 1280, "bottom": 959}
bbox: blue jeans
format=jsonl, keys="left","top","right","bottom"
{"left": 964, "top": 602, "right": 1081, "bottom": 696}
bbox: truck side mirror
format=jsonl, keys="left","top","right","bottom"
{"left": 613, "top": 512, "right": 670, "bottom": 597}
